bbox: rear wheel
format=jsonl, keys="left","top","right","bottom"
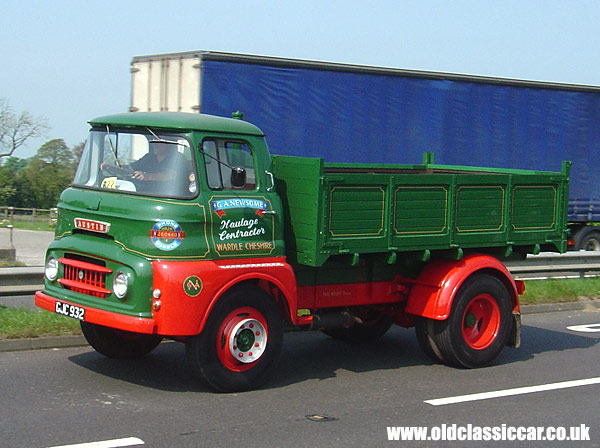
{"left": 186, "top": 287, "right": 283, "bottom": 392}
{"left": 80, "top": 321, "right": 163, "bottom": 359}
{"left": 416, "top": 274, "right": 513, "bottom": 368}
{"left": 576, "top": 228, "right": 600, "bottom": 251}
{"left": 415, "top": 317, "right": 445, "bottom": 363}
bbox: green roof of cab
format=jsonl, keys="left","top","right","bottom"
{"left": 89, "top": 112, "right": 265, "bottom": 136}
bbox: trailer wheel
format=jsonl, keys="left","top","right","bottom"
{"left": 575, "top": 228, "right": 600, "bottom": 251}
{"left": 80, "top": 322, "right": 163, "bottom": 359}
{"left": 418, "top": 274, "right": 512, "bottom": 368}
{"left": 186, "top": 287, "right": 283, "bottom": 392}
{"left": 323, "top": 308, "right": 393, "bottom": 343}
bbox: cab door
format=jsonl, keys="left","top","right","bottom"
{"left": 200, "top": 137, "right": 283, "bottom": 260}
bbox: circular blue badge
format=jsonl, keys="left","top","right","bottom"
{"left": 149, "top": 219, "right": 185, "bottom": 251}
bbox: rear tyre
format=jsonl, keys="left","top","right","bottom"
{"left": 80, "top": 321, "right": 163, "bottom": 359}
{"left": 576, "top": 228, "right": 600, "bottom": 251}
{"left": 415, "top": 317, "right": 445, "bottom": 363}
{"left": 186, "top": 287, "right": 283, "bottom": 392}
{"left": 323, "top": 308, "right": 393, "bottom": 343}
{"left": 416, "top": 274, "right": 513, "bottom": 368}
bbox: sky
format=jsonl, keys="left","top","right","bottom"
{"left": 1, "top": 0, "right": 599, "bottom": 159}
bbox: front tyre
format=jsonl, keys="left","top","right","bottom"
{"left": 186, "top": 287, "right": 283, "bottom": 392}
{"left": 417, "top": 274, "right": 513, "bottom": 368}
{"left": 80, "top": 322, "right": 163, "bottom": 359}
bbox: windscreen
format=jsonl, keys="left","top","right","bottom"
{"left": 73, "top": 129, "right": 197, "bottom": 198}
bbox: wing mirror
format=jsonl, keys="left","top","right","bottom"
{"left": 231, "top": 167, "right": 246, "bottom": 188}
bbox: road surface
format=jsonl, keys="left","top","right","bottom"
{"left": 0, "top": 227, "right": 53, "bottom": 266}
{"left": 0, "top": 309, "right": 598, "bottom": 447}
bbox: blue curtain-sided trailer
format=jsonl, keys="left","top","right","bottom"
{"left": 130, "top": 51, "right": 600, "bottom": 249}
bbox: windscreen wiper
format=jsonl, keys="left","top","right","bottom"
{"left": 105, "top": 125, "right": 123, "bottom": 167}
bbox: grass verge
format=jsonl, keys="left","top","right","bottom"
{"left": 1, "top": 218, "right": 54, "bottom": 231}
{"left": 1, "top": 278, "right": 599, "bottom": 340}
{"left": 0, "top": 305, "right": 81, "bottom": 339}
{"left": 519, "top": 277, "right": 600, "bottom": 305}
{"left": 0, "top": 260, "right": 26, "bottom": 267}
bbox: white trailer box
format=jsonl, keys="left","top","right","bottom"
{"left": 130, "top": 51, "right": 202, "bottom": 113}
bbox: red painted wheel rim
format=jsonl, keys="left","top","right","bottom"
{"left": 461, "top": 294, "right": 500, "bottom": 350}
{"left": 216, "top": 307, "right": 269, "bottom": 372}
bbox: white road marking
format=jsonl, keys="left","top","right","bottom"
{"left": 566, "top": 323, "right": 600, "bottom": 333}
{"left": 425, "top": 377, "right": 600, "bottom": 406}
{"left": 46, "top": 437, "right": 144, "bottom": 448}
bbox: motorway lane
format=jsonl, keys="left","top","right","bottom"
{"left": 0, "top": 309, "right": 599, "bottom": 448}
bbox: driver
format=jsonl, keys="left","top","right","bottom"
{"left": 128, "top": 142, "right": 184, "bottom": 181}
{"left": 101, "top": 142, "right": 184, "bottom": 182}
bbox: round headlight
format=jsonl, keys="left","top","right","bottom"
{"left": 113, "top": 272, "right": 128, "bottom": 299}
{"left": 45, "top": 257, "right": 59, "bottom": 281}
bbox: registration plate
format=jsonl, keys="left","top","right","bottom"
{"left": 55, "top": 301, "right": 85, "bottom": 321}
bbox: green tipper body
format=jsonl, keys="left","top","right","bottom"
{"left": 272, "top": 153, "right": 570, "bottom": 267}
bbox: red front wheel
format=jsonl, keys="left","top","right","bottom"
{"left": 216, "top": 306, "right": 270, "bottom": 372}
{"left": 186, "top": 286, "right": 283, "bottom": 392}
{"left": 416, "top": 274, "right": 513, "bottom": 368}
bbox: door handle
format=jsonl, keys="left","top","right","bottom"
{"left": 265, "top": 170, "right": 275, "bottom": 192}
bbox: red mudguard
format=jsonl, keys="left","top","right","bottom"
{"left": 404, "top": 253, "right": 521, "bottom": 320}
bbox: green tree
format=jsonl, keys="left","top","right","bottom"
{"left": 0, "top": 157, "right": 26, "bottom": 205}
{"left": 0, "top": 175, "right": 16, "bottom": 205}
{"left": 1, "top": 156, "right": 27, "bottom": 171}
{"left": 71, "top": 140, "right": 86, "bottom": 170}
{"left": 34, "top": 138, "right": 73, "bottom": 165}
{"left": 23, "top": 139, "right": 74, "bottom": 209}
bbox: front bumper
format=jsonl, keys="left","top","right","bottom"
{"left": 35, "top": 291, "right": 157, "bottom": 334}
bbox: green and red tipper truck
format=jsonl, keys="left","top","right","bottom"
{"left": 36, "top": 112, "right": 570, "bottom": 392}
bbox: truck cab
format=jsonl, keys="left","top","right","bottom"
{"left": 36, "top": 113, "right": 294, "bottom": 388}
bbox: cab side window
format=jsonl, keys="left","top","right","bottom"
{"left": 202, "top": 139, "right": 256, "bottom": 190}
